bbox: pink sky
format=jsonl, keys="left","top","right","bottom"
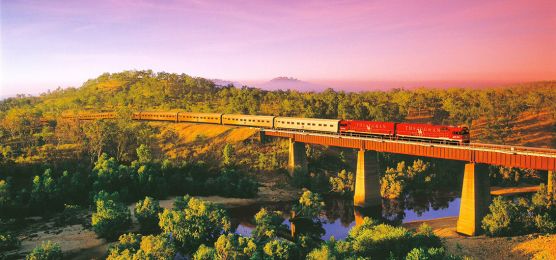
{"left": 1, "top": 0, "right": 555, "bottom": 96}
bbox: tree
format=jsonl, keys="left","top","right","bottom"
{"left": 293, "top": 190, "right": 324, "bottom": 219}
{"left": 481, "top": 196, "right": 521, "bottom": 236}
{"left": 136, "top": 144, "right": 152, "bottom": 163}
{"left": 223, "top": 144, "right": 235, "bottom": 166}
{"left": 134, "top": 196, "right": 162, "bottom": 233}
{"left": 193, "top": 245, "right": 217, "bottom": 260}
{"left": 30, "top": 169, "right": 61, "bottom": 213}
{"left": 252, "top": 208, "right": 288, "bottom": 241}
{"left": 26, "top": 241, "right": 62, "bottom": 260}
{"left": 329, "top": 170, "right": 354, "bottom": 196}
{"left": 214, "top": 233, "right": 257, "bottom": 260}
{"left": 158, "top": 197, "right": 231, "bottom": 253}
{"left": 92, "top": 192, "right": 131, "bottom": 239}
{"left": 263, "top": 239, "right": 300, "bottom": 260}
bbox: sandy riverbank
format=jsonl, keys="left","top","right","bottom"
{"left": 404, "top": 217, "right": 556, "bottom": 259}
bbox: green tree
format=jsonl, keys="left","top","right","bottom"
{"left": 329, "top": 170, "right": 354, "bottom": 196}
{"left": 158, "top": 197, "right": 231, "bottom": 253}
{"left": 263, "top": 239, "right": 300, "bottom": 260}
{"left": 481, "top": 196, "right": 522, "bottom": 236}
{"left": 252, "top": 208, "right": 288, "bottom": 241}
{"left": 92, "top": 192, "right": 131, "bottom": 239}
{"left": 193, "top": 245, "right": 217, "bottom": 260}
{"left": 26, "top": 241, "right": 62, "bottom": 260}
{"left": 223, "top": 144, "right": 235, "bottom": 166}
{"left": 293, "top": 190, "right": 324, "bottom": 219}
{"left": 214, "top": 233, "right": 257, "bottom": 260}
{"left": 134, "top": 196, "right": 162, "bottom": 233}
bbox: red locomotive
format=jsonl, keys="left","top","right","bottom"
{"left": 339, "top": 120, "right": 395, "bottom": 136}
{"left": 339, "top": 120, "right": 469, "bottom": 144}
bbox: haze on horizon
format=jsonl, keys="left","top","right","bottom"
{"left": 1, "top": 0, "right": 555, "bottom": 97}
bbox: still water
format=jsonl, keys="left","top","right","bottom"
{"left": 229, "top": 191, "right": 460, "bottom": 240}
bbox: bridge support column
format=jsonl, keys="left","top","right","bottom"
{"left": 288, "top": 138, "right": 307, "bottom": 176}
{"left": 456, "top": 163, "right": 490, "bottom": 236}
{"left": 548, "top": 171, "right": 555, "bottom": 195}
{"left": 354, "top": 150, "right": 381, "bottom": 207}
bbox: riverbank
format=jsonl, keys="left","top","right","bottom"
{"left": 404, "top": 217, "right": 556, "bottom": 259}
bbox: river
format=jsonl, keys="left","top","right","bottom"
{"left": 228, "top": 190, "right": 461, "bottom": 240}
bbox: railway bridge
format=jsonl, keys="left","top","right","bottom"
{"left": 261, "top": 129, "right": 556, "bottom": 236}
{"left": 64, "top": 112, "right": 556, "bottom": 236}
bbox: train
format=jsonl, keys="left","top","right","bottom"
{"left": 66, "top": 111, "right": 470, "bottom": 144}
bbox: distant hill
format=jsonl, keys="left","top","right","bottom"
{"left": 256, "top": 77, "right": 327, "bottom": 92}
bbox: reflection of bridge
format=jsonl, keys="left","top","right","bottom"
{"left": 66, "top": 113, "right": 556, "bottom": 236}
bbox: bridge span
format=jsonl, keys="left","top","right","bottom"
{"left": 64, "top": 112, "right": 556, "bottom": 236}
{"left": 262, "top": 129, "right": 555, "bottom": 236}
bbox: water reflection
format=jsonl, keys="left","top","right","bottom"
{"left": 230, "top": 191, "right": 460, "bottom": 240}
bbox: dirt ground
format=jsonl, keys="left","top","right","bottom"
{"left": 404, "top": 217, "right": 556, "bottom": 259}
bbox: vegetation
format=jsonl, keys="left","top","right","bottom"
{"left": 134, "top": 196, "right": 162, "bottom": 233}
{"left": 482, "top": 184, "right": 556, "bottom": 236}
{"left": 0, "top": 71, "right": 554, "bottom": 257}
{"left": 158, "top": 197, "right": 232, "bottom": 253}
{"left": 91, "top": 191, "right": 132, "bottom": 239}
{"left": 107, "top": 233, "right": 176, "bottom": 260}
{"left": 26, "top": 241, "right": 63, "bottom": 260}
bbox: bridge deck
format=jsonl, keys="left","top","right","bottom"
{"left": 262, "top": 129, "right": 556, "bottom": 171}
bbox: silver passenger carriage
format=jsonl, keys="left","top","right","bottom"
{"left": 178, "top": 112, "right": 223, "bottom": 124}
{"left": 274, "top": 117, "right": 340, "bottom": 133}
{"left": 222, "top": 114, "right": 275, "bottom": 128}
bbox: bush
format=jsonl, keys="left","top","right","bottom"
{"left": 293, "top": 190, "right": 324, "bottom": 219}
{"left": 337, "top": 217, "right": 443, "bottom": 259}
{"left": 405, "top": 247, "right": 460, "bottom": 260}
{"left": 134, "top": 196, "right": 162, "bottom": 233}
{"left": 252, "top": 208, "right": 288, "bottom": 241}
{"left": 329, "top": 169, "right": 354, "bottom": 196}
{"left": 158, "top": 197, "right": 231, "bottom": 253}
{"left": 263, "top": 239, "right": 300, "bottom": 260}
{"left": 91, "top": 193, "right": 131, "bottom": 239}
{"left": 481, "top": 196, "right": 522, "bottom": 236}
{"left": 0, "top": 230, "right": 20, "bottom": 252}
{"left": 214, "top": 233, "right": 257, "bottom": 260}
{"left": 26, "top": 241, "right": 62, "bottom": 260}
{"left": 107, "top": 233, "right": 175, "bottom": 260}
{"left": 193, "top": 244, "right": 217, "bottom": 260}
{"left": 107, "top": 233, "right": 142, "bottom": 259}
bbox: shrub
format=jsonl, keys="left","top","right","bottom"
{"left": 107, "top": 233, "right": 142, "bottom": 259}
{"left": 214, "top": 233, "right": 257, "bottom": 260}
{"left": 293, "top": 190, "right": 324, "bottom": 219}
{"left": 134, "top": 196, "right": 162, "bottom": 233}
{"left": 26, "top": 241, "right": 62, "bottom": 260}
{"left": 0, "top": 230, "right": 20, "bottom": 252}
{"left": 405, "top": 247, "right": 460, "bottom": 260}
{"left": 252, "top": 208, "right": 288, "bottom": 241}
{"left": 158, "top": 197, "right": 231, "bottom": 253}
{"left": 329, "top": 169, "right": 355, "bottom": 196}
{"left": 194, "top": 244, "right": 217, "bottom": 260}
{"left": 263, "top": 239, "right": 300, "bottom": 260}
{"left": 481, "top": 196, "right": 521, "bottom": 236}
{"left": 91, "top": 193, "right": 131, "bottom": 240}
{"left": 135, "top": 234, "right": 176, "bottom": 259}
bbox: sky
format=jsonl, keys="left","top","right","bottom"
{"left": 1, "top": 0, "right": 555, "bottom": 96}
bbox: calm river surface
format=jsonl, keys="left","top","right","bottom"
{"left": 229, "top": 191, "right": 460, "bottom": 240}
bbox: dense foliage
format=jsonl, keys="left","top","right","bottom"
{"left": 91, "top": 191, "right": 132, "bottom": 239}
{"left": 158, "top": 197, "right": 232, "bottom": 253}
{"left": 26, "top": 241, "right": 63, "bottom": 260}
{"left": 134, "top": 196, "right": 162, "bottom": 233}
{"left": 482, "top": 184, "right": 556, "bottom": 236}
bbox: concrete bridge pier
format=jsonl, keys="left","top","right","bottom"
{"left": 353, "top": 149, "right": 381, "bottom": 208}
{"left": 456, "top": 163, "right": 491, "bottom": 236}
{"left": 288, "top": 138, "right": 308, "bottom": 176}
{"left": 548, "top": 170, "right": 555, "bottom": 195}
